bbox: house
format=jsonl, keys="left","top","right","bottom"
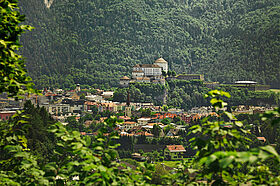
{"left": 0, "top": 111, "right": 16, "bottom": 120}
{"left": 120, "top": 76, "right": 131, "bottom": 87}
{"left": 152, "top": 113, "right": 177, "bottom": 122}
{"left": 180, "top": 114, "right": 192, "bottom": 123}
{"left": 133, "top": 64, "right": 162, "bottom": 77}
{"left": 118, "top": 116, "right": 131, "bottom": 121}
{"left": 47, "top": 104, "right": 71, "bottom": 115}
{"left": 132, "top": 70, "right": 144, "bottom": 79}
{"left": 135, "top": 131, "right": 154, "bottom": 138}
{"left": 137, "top": 118, "right": 151, "bottom": 125}
{"left": 164, "top": 145, "right": 186, "bottom": 160}
{"left": 121, "top": 121, "right": 137, "bottom": 131}
{"left": 135, "top": 77, "right": 150, "bottom": 83}
{"left": 102, "top": 91, "right": 114, "bottom": 99}
{"left": 85, "top": 95, "right": 103, "bottom": 102}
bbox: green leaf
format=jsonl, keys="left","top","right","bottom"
{"left": 235, "top": 121, "right": 243, "bottom": 127}
{"left": 260, "top": 146, "right": 279, "bottom": 158}
{"left": 219, "top": 156, "right": 234, "bottom": 168}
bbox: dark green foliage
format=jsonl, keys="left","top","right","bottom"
{"left": 0, "top": 111, "right": 49, "bottom": 185}
{"left": 167, "top": 79, "right": 210, "bottom": 110}
{"left": 221, "top": 85, "right": 280, "bottom": 106}
{"left": 18, "top": 0, "right": 280, "bottom": 89}
{"left": 0, "top": 0, "right": 36, "bottom": 96}
{"left": 113, "top": 82, "right": 165, "bottom": 105}
{"left": 114, "top": 80, "right": 279, "bottom": 110}
{"left": 19, "top": 101, "right": 56, "bottom": 164}
{"left": 151, "top": 124, "right": 162, "bottom": 138}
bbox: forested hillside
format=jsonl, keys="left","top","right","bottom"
{"left": 19, "top": 0, "right": 280, "bottom": 88}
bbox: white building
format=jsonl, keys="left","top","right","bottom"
{"left": 132, "top": 70, "right": 144, "bottom": 79}
{"left": 120, "top": 57, "right": 168, "bottom": 86}
{"left": 154, "top": 58, "right": 168, "bottom": 72}
{"left": 133, "top": 64, "right": 162, "bottom": 77}
{"left": 120, "top": 76, "right": 130, "bottom": 87}
{"left": 137, "top": 118, "right": 151, "bottom": 126}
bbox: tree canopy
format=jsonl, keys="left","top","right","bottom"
{"left": 18, "top": 0, "right": 280, "bottom": 89}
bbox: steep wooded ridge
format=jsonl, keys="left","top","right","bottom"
{"left": 19, "top": 0, "right": 280, "bottom": 89}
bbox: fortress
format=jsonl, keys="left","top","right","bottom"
{"left": 120, "top": 58, "right": 168, "bottom": 87}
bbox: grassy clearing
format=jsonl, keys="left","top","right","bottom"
{"left": 270, "top": 89, "right": 280, "bottom": 93}
{"left": 161, "top": 161, "right": 181, "bottom": 168}
{"left": 161, "top": 158, "right": 193, "bottom": 168}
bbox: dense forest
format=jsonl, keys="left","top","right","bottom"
{"left": 19, "top": 0, "right": 280, "bottom": 89}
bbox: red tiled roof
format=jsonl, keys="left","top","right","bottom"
{"left": 101, "top": 102, "right": 115, "bottom": 107}
{"left": 124, "top": 121, "right": 136, "bottom": 125}
{"left": 152, "top": 113, "right": 177, "bottom": 120}
{"left": 120, "top": 76, "right": 130, "bottom": 80}
{"left": 85, "top": 101, "right": 98, "bottom": 105}
{"left": 135, "top": 131, "right": 153, "bottom": 136}
{"left": 166, "top": 145, "right": 186, "bottom": 152}
{"left": 119, "top": 116, "right": 131, "bottom": 120}
{"left": 45, "top": 93, "right": 57, "bottom": 97}
{"left": 155, "top": 58, "right": 167, "bottom": 63}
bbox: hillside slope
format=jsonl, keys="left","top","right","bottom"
{"left": 19, "top": 0, "right": 280, "bottom": 88}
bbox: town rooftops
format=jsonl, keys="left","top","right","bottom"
{"left": 152, "top": 113, "right": 177, "bottom": 120}
{"left": 155, "top": 58, "right": 168, "bottom": 63}
{"left": 136, "top": 77, "right": 150, "bottom": 80}
{"left": 118, "top": 116, "right": 131, "bottom": 120}
{"left": 120, "top": 76, "right": 130, "bottom": 80}
{"left": 123, "top": 121, "right": 137, "bottom": 125}
{"left": 102, "top": 91, "right": 114, "bottom": 96}
{"left": 166, "top": 145, "right": 186, "bottom": 152}
{"left": 0, "top": 111, "right": 17, "bottom": 114}
{"left": 135, "top": 131, "right": 154, "bottom": 137}
{"left": 138, "top": 118, "right": 151, "bottom": 121}
{"left": 132, "top": 70, "right": 144, "bottom": 73}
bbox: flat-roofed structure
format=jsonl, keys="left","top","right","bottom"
{"left": 175, "top": 74, "right": 204, "bottom": 81}
{"left": 232, "top": 81, "right": 270, "bottom": 91}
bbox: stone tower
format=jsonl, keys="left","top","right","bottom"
{"left": 154, "top": 58, "right": 168, "bottom": 72}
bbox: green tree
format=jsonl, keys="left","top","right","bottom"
{"left": 0, "top": 0, "right": 36, "bottom": 96}
{"left": 161, "top": 118, "right": 171, "bottom": 125}
{"left": 152, "top": 124, "right": 162, "bottom": 138}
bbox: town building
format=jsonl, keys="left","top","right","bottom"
{"left": 164, "top": 145, "right": 186, "bottom": 160}
{"left": 154, "top": 57, "right": 168, "bottom": 72}
{"left": 137, "top": 118, "right": 151, "bottom": 126}
{"left": 120, "top": 76, "right": 130, "bottom": 87}
{"left": 232, "top": 81, "right": 270, "bottom": 91}
{"left": 0, "top": 111, "right": 16, "bottom": 121}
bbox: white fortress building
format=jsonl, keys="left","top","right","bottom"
{"left": 154, "top": 57, "right": 168, "bottom": 72}
{"left": 120, "top": 58, "right": 168, "bottom": 87}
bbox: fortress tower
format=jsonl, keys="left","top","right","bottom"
{"left": 154, "top": 57, "right": 168, "bottom": 72}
